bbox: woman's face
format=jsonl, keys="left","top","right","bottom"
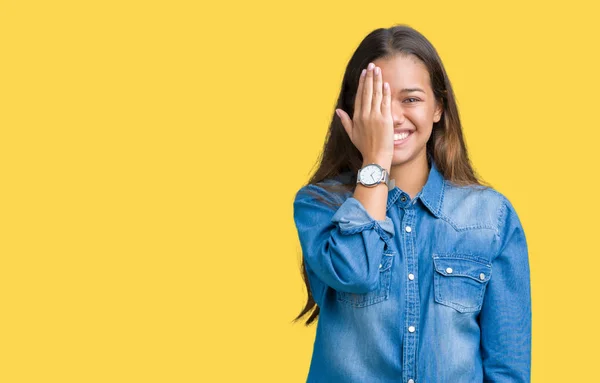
{"left": 372, "top": 54, "right": 443, "bottom": 167}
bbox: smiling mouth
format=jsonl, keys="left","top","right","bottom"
{"left": 394, "top": 131, "right": 413, "bottom": 144}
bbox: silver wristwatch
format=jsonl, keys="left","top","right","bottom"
{"left": 357, "top": 163, "right": 390, "bottom": 188}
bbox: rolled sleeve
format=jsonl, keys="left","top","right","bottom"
{"left": 331, "top": 197, "right": 395, "bottom": 239}
{"left": 293, "top": 184, "right": 396, "bottom": 295}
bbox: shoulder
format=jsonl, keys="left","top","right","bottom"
{"left": 440, "top": 181, "right": 516, "bottom": 234}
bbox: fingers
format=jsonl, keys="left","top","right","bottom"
{"left": 336, "top": 108, "right": 352, "bottom": 139}
{"left": 372, "top": 66, "right": 383, "bottom": 112}
{"left": 349, "top": 63, "right": 386, "bottom": 133}
{"left": 354, "top": 69, "right": 366, "bottom": 117}
{"left": 381, "top": 81, "right": 391, "bottom": 117}
{"left": 362, "top": 63, "right": 374, "bottom": 116}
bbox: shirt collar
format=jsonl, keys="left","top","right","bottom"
{"left": 386, "top": 155, "right": 445, "bottom": 218}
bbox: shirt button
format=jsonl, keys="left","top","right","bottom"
{"left": 408, "top": 273, "right": 415, "bottom": 280}
{"left": 408, "top": 380, "right": 415, "bottom": 383}
{"left": 408, "top": 325, "right": 415, "bottom": 333}
{"left": 400, "top": 195, "right": 407, "bottom": 202}
{"left": 479, "top": 273, "right": 485, "bottom": 280}
{"left": 446, "top": 267, "right": 453, "bottom": 274}
{"left": 379, "top": 263, "right": 382, "bottom": 269}
{"left": 405, "top": 226, "right": 412, "bottom": 232}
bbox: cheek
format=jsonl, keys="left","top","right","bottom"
{"left": 407, "top": 107, "right": 435, "bottom": 127}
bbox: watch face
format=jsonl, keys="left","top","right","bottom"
{"left": 359, "top": 164, "right": 383, "bottom": 186}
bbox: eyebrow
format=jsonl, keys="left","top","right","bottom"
{"left": 399, "top": 87, "right": 426, "bottom": 94}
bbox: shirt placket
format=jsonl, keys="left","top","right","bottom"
{"left": 401, "top": 203, "right": 419, "bottom": 383}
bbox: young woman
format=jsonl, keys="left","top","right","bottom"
{"left": 292, "top": 25, "right": 531, "bottom": 382}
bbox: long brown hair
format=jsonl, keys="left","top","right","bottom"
{"left": 292, "top": 24, "right": 492, "bottom": 326}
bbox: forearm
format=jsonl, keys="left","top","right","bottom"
{"left": 353, "top": 158, "right": 391, "bottom": 221}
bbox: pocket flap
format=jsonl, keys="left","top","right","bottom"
{"left": 433, "top": 256, "right": 491, "bottom": 283}
{"left": 379, "top": 250, "right": 394, "bottom": 272}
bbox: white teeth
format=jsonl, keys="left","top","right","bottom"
{"left": 394, "top": 132, "right": 410, "bottom": 140}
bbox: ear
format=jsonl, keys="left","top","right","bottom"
{"left": 433, "top": 100, "right": 443, "bottom": 123}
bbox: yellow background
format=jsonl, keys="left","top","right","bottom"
{"left": 1, "top": 0, "right": 598, "bottom": 381}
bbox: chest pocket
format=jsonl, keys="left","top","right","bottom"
{"left": 336, "top": 249, "right": 395, "bottom": 308}
{"left": 433, "top": 254, "right": 491, "bottom": 313}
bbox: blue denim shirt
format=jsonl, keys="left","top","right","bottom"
{"left": 293, "top": 159, "right": 531, "bottom": 382}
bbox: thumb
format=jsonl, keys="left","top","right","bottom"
{"left": 335, "top": 109, "right": 352, "bottom": 138}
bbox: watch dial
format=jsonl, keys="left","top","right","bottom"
{"left": 361, "top": 165, "right": 382, "bottom": 185}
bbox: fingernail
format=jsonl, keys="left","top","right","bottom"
{"left": 335, "top": 109, "right": 341, "bottom": 118}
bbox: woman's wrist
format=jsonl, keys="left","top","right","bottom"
{"left": 362, "top": 156, "right": 392, "bottom": 172}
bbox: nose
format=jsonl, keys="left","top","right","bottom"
{"left": 391, "top": 101, "right": 406, "bottom": 126}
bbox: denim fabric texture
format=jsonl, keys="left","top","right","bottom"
{"left": 293, "top": 158, "right": 531, "bottom": 383}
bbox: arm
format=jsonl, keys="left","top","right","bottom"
{"left": 292, "top": 182, "right": 395, "bottom": 300}
{"left": 480, "top": 198, "right": 532, "bottom": 382}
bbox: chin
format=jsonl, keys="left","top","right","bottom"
{"left": 391, "top": 155, "right": 412, "bottom": 167}
{"left": 392, "top": 147, "right": 426, "bottom": 166}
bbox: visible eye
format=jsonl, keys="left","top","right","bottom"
{"left": 403, "top": 97, "right": 420, "bottom": 103}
